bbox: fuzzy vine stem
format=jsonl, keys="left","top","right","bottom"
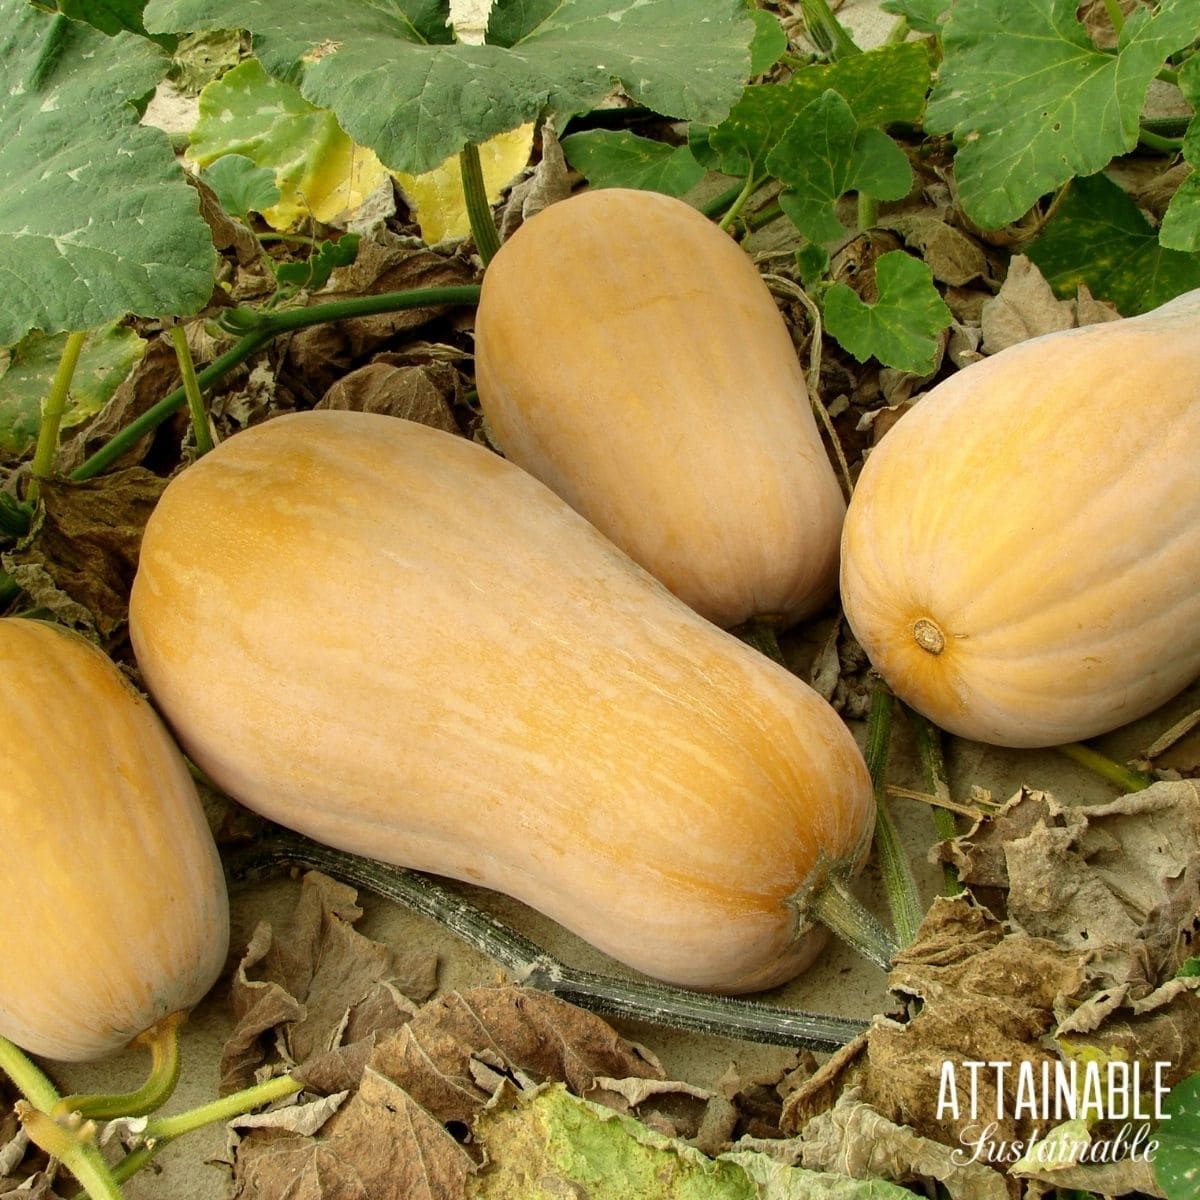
{"left": 459, "top": 143, "right": 501, "bottom": 265}
{"left": 226, "top": 833, "right": 871, "bottom": 1052}
{"left": 807, "top": 874, "right": 897, "bottom": 972}
{"left": 167, "top": 323, "right": 213, "bottom": 456}
{"left": 865, "top": 681, "right": 923, "bottom": 946}
{"left": 718, "top": 172, "right": 764, "bottom": 232}
{"left": 55, "top": 1014, "right": 184, "bottom": 1122}
{"left": 69, "top": 284, "right": 482, "bottom": 482}
{"left": 0, "top": 1037, "right": 127, "bottom": 1200}
{"left": 105, "top": 1073, "right": 303, "bottom": 1187}
{"left": 30, "top": 330, "right": 87, "bottom": 487}
{"left": 736, "top": 619, "right": 788, "bottom": 666}
{"left": 1054, "top": 742, "right": 1154, "bottom": 793}
{"left": 903, "top": 706, "right": 962, "bottom": 897}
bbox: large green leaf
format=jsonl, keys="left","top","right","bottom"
{"left": 823, "top": 251, "right": 951, "bottom": 375}
{"left": 1025, "top": 172, "right": 1200, "bottom": 314}
{"left": 0, "top": 1, "right": 215, "bottom": 344}
{"left": 144, "top": 0, "right": 754, "bottom": 176}
{"left": 770, "top": 91, "right": 913, "bottom": 245}
{"left": 1156, "top": 1073, "right": 1200, "bottom": 1200}
{"left": 561, "top": 131, "right": 705, "bottom": 196}
{"left": 709, "top": 41, "right": 930, "bottom": 178}
{"left": 925, "top": 0, "right": 1198, "bottom": 230}
{"left": 1159, "top": 55, "right": 1200, "bottom": 253}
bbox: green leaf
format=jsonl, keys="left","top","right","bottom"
{"left": 473, "top": 1083, "right": 918, "bottom": 1199}
{"left": 878, "top": 0, "right": 949, "bottom": 34}
{"left": 924, "top": 0, "right": 1199, "bottom": 230}
{"left": 823, "top": 250, "right": 950, "bottom": 374}
{"left": 273, "top": 233, "right": 360, "bottom": 292}
{"left": 0, "top": 1, "right": 215, "bottom": 344}
{"left": 709, "top": 41, "right": 930, "bottom": 177}
{"left": 0, "top": 323, "right": 146, "bottom": 455}
{"left": 561, "top": 131, "right": 704, "bottom": 196}
{"left": 1156, "top": 1073, "right": 1200, "bottom": 1200}
{"left": 1178, "top": 956, "right": 1200, "bottom": 978}
{"left": 769, "top": 91, "right": 912, "bottom": 244}
{"left": 51, "top": 0, "right": 150, "bottom": 36}
{"left": 201, "top": 154, "right": 282, "bottom": 218}
{"left": 145, "top": 0, "right": 754, "bottom": 176}
{"left": 747, "top": 6, "right": 788, "bottom": 76}
{"left": 188, "top": 58, "right": 391, "bottom": 230}
{"left": 1025, "top": 172, "right": 1200, "bottom": 315}
{"left": 1159, "top": 55, "right": 1200, "bottom": 253}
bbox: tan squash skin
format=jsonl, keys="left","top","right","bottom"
{"left": 130, "top": 411, "right": 873, "bottom": 993}
{"left": 841, "top": 289, "right": 1200, "bottom": 748}
{"left": 0, "top": 618, "right": 229, "bottom": 1062}
{"left": 473, "top": 187, "right": 846, "bottom": 630}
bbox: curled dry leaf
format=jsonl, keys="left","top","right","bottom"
{"left": 283, "top": 239, "right": 476, "bottom": 396}
{"left": 2, "top": 468, "right": 166, "bottom": 641}
{"left": 979, "top": 256, "right": 1075, "bottom": 354}
{"left": 221, "top": 871, "right": 438, "bottom": 1095}
{"left": 782, "top": 897, "right": 1088, "bottom": 1156}
{"left": 944, "top": 782, "right": 1200, "bottom": 1010}
{"left": 316, "top": 360, "right": 462, "bottom": 433}
{"left": 791, "top": 1087, "right": 1008, "bottom": 1200}
{"left": 55, "top": 338, "right": 184, "bottom": 476}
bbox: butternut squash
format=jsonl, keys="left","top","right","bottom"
{"left": 129, "top": 410, "right": 874, "bottom": 993}
{"left": 840, "top": 289, "right": 1200, "bottom": 748}
{"left": 0, "top": 618, "right": 229, "bottom": 1062}
{"left": 473, "top": 187, "right": 845, "bottom": 630}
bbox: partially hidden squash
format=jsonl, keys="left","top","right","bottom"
{"left": 129, "top": 410, "right": 873, "bottom": 993}
{"left": 0, "top": 618, "right": 229, "bottom": 1062}
{"left": 473, "top": 187, "right": 845, "bottom": 630}
{"left": 840, "top": 288, "right": 1200, "bottom": 748}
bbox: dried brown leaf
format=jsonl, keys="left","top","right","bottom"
{"left": 316, "top": 361, "right": 461, "bottom": 433}
{"left": 818, "top": 897, "right": 1086, "bottom": 1154}
{"left": 979, "top": 256, "right": 1073, "bottom": 353}
{"left": 55, "top": 338, "right": 184, "bottom": 475}
{"left": 222, "top": 872, "right": 438, "bottom": 1094}
{"left": 2, "top": 468, "right": 166, "bottom": 641}
{"left": 368, "top": 986, "right": 663, "bottom": 1128}
{"left": 794, "top": 1087, "right": 1009, "bottom": 1200}
{"left": 283, "top": 240, "right": 476, "bottom": 397}
{"left": 882, "top": 215, "right": 991, "bottom": 288}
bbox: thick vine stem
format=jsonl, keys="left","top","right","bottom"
{"left": 459, "top": 142, "right": 501, "bottom": 265}
{"left": 69, "top": 285, "right": 482, "bottom": 482}
{"left": 55, "top": 1013, "right": 184, "bottom": 1122}
{"left": 1054, "top": 742, "right": 1154, "bottom": 793}
{"left": 106, "top": 1073, "right": 302, "bottom": 1187}
{"left": 167, "top": 323, "right": 214, "bottom": 456}
{"left": 31, "top": 330, "right": 87, "bottom": 486}
{"left": 0, "top": 1039, "right": 127, "bottom": 1200}
{"left": 226, "top": 833, "right": 871, "bottom": 1052}
{"left": 902, "top": 705, "right": 963, "bottom": 898}
{"left": 735, "top": 618, "right": 788, "bottom": 667}
{"left": 865, "top": 682, "right": 924, "bottom": 947}
{"left": 807, "top": 873, "right": 897, "bottom": 972}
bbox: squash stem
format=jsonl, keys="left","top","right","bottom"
{"left": 69, "top": 284, "right": 481, "bottom": 482}
{"left": 736, "top": 618, "right": 787, "bottom": 666}
{"left": 30, "top": 330, "right": 87, "bottom": 488}
{"left": 167, "top": 324, "right": 214, "bottom": 456}
{"left": 55, "top": 1013, "right": 184, "bottom": 1121}
{"left": 1054, "top": 742, "right": 1154, "bottom": 793}
{"left": 227, "top": 834, "right": 871, "bottom": 1051}
{"left": 108, "top": 1073, "right": 302, "bottom": 1186}
{"left": 0, "top": 1042, "right": 128, "bottom": 1200}
{"left": 459, "top": 142, "right": 501, "bottom": 265}
{"left": 17, "top": 1104, "right": 127, "bottom": 1200}
{"left": 865, "top": 681, "right": 923, "bottom": 947}
{"left": 0, "top": 1034, "right": 61, "bottom": 1112}
{"left": 808, "top": 874, "right": 897, "bottom": 972}
{"left": 717, "top": 172, "right": 762, "bottom": 232}
{"left": 903, "top": 706, "right": 962, "bottom": 897}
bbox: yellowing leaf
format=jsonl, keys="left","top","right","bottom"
{"left": 188, "top": 59, "right": 391, "bottom": 230}
{"left": 393, "top": 125, "right": 535, "bottom": 244}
